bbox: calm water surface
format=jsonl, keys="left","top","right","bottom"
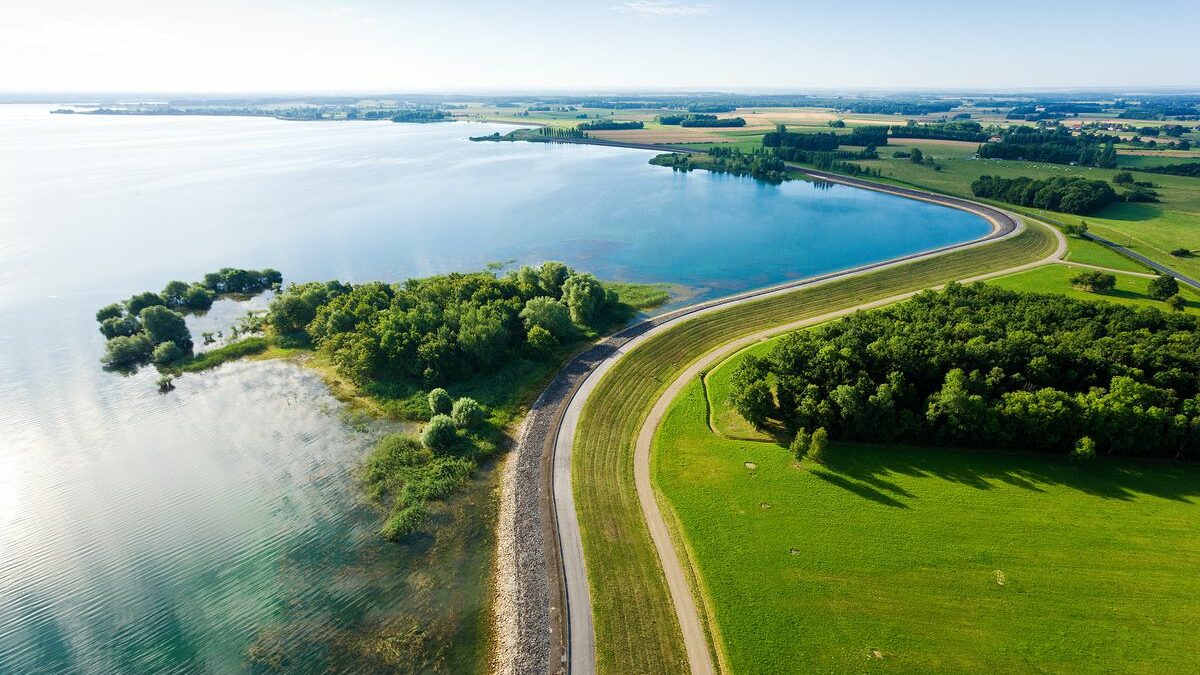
{"left": 0, "top": 105, "right": 989, "bottom": 672}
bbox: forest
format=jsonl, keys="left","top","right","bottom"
{"left": 888, "top": 121, "right": 991, "bottom": 142}
{"left": 730, "top": 283, "right": 1200, "bottom": 458}
{"left": 977, "top": 127, "right": 1118, "bottom": 167}
{"left": 656, "top": 114, "right": 746, "bottom": 127}
{"left": 577, "top": 120, "right": 644, "bottom": 131}
{"left": 970, "top": 175, "right": 1117, "bottom": 214}
{"left": 1138, "top": 162, "right": 1200, "bottom": 178}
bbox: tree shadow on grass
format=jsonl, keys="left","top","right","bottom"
{"left": 814, "top": 442, "right": 1200, "bottom": 505}
{"left": 1097, "top": 202, "right": 1161, "bottom": 222}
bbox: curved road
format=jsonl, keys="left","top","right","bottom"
{"left": 530, "top": 160, "right": 1049, "bottom": 675}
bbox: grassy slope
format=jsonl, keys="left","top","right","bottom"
{"left": 573, "top": 223, "right": 1057, "bottom": 674}
{"left": 989, "top": 264, "right": 1200, "bottom": 313}
{"left": 655, "top": 379, "right": 1200, "bottom": 674}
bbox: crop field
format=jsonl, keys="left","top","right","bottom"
{"left": 572, "top": 223, "right": 1057, "bottom": 674}
{"left": 655, "top": 378, "right": 1200, "bottom": 674}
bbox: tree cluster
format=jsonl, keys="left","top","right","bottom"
{"left": 1137, "top": 162, "right": 1200, "bottom": 178}
{"left": 390, "top": 109, "right": 448, "bottom": 123}
{"left": 970, "top": 175, "right": 1117, "bottom": 214}
{"left": 977, "top": 128, "right": 1118, "bottom": 168}
{"left": 730, "top": 283, "right": 1200, "bottom": 458}
{"left": 657, "top": 114, "right": 746, "bottom": 127}
{"left": 266, "top": 261, "right": 621, "bottom": 385}
{"left": 888, "top": 121, "right": 991, "bottom": 142}
{"left": 577, "top": 120, "right": 644, "bottom": 131}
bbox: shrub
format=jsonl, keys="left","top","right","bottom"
{"left": 151, "top": 341, "right": 185, "bottom": 364}
{"left": 421, "top": 414, "right": 457, "bottom": 451}
{"left": 1071, "top": 436, "right": 1097, "bottom": 464}
{"left": 1170, "top": 248, "right": 1193, "bottom": 257}
{"left": 526, "top": 325, "right": 559, "bottom": 356}
{"left": 1070, "top": 270, "right": 1116, "bottom": 292}
{"left": 808, "top": 428, "right": 830, "bottom": 463}
{"left": 451, "top": 397, "right": 485, "bottom": 429}
{"left": 1112, "top": 171, "right": 1135, "bottom": 185}
{"left": 427, "top": 387, "right": 452, "bottom": 416}
{"left": 1062, "top": 221, "right": 1089, "bottom": 237}
{"left": 790, "top": 428, "right": 811, "bottom": 460}
{"left": 101, "top": 333, "right": 153, "bottom": 367}
{"left": 1148, "top": 274, "right": 1180, "bottom": 301}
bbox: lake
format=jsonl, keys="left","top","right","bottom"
{"left": 0, "top": 105, "right": 990, "bottom": 673}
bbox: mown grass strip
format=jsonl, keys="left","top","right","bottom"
{"left": 573, "top": 222, "right": 1057, "bottom": 675}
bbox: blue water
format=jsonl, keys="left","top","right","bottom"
{"left": 0, "top": 104, "right": 989, "bottom": 673}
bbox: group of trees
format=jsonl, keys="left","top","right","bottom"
{"left": 1138, "top": 162, "right": 1200, "bottom": 178}
{"left": 730, "top": 283, "right": 1200, "bottom": 458}
{"left": 701, "top": 146, "right": 789, "bottom": 183}
{"left": 577, "top": 120, "right": 644, "bottom": 131}
{"left": 96, "top": 267, "right": 282, "bottom": 369}
{"left": 970, "top": 175, "right": 1117, "bottom": 215}
{"left": 657, "top": 114, "right": 746, "bottom": 127}
{"left": 978, "top": 127, "right": 1119, "bottom": 168}
{"left": 888, "top": 121, "right": 991, "bottom": 142}
{"left": 536, "top": 126, "right": 587, "bottom": 139}
{"left": 390, "top": 109, "right": 448, "bottom": 123}
{"left": 266, "top": 261, "right": 621, "bottom": 386}
{"left": 761, "top": 125, "right": 887, "bottom": 152}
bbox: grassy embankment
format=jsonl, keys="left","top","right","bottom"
{"left": 573, "top": 223, "right": 1057, "bottom": 674}
{"left": 655, "top": 377, "right": 1200, "bottom": 673}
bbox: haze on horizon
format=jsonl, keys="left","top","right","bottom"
{"left": 3, "top": 0, "right": 1198, "bottom": 95}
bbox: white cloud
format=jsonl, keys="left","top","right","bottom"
{"left": 615, "top": 1, "right": 714, "bottom": 18}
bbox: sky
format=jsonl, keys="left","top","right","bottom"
{"left": 3, "top": 0, "right": 1198, "bottom": 94}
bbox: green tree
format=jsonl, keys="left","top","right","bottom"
{"left": 152, "top": 340, "right": 185, "bottom": 364}
{"left": 1071, "top": 436, "right": 1097, "bottom": 464}
{"left": 99, "top": 315, "right": 141, "bottom": 339}
{"left": 101, "top": 333, "right": 153, "bottom": 367}
{"left": 520, "top": 297, "right": 574, "bottom": 339}
{"left": 427, "top": 388, "right": 452, "bottom": 416}
{"left": 733, "top": 379, "right": 774, "bottom": 427}
{"left": 1062, "top": 221, "right": 1088, "bottom": 237}
{"left": 127, "top": 291, "right": 165, "bottom": 315}
{"left": 561, "top": 273, "right": 608, "bottom": 325}
{"left": 790, "top": 428, "right": 811, "bottom": 460}
{"left": 1112, "top": 171, "right": 1135, "bottom": 185}
{"left": 421, "top": 414, "right": 458, "bottom": 451}
{"left": 96, "top": 303, "right": 124, "bottom": 322}
{"left": 539, "top": 261, "right": 572, "bottom": 298}
{"left": 183, "top": 284, "right": 215, "bottom": 310}
{"left": 1148, "top": 274, "right": 1180, "bottom": 301}
{"left": 1070, "top": 270, "right": 1116, "bottom": 293}
{"left": 162, "top": 280, "right": 190, "bottom": 307}
{"left": 526, "top": 325, "right": 558, "bottom": 356}
{"left": 909, "top": 148, "right": 924, "bottom": 164}
{"left": 139, "top": 305, "right": 191, "bottom": 346}
{"left": 451, "top": 397, "right": 485, "bottom": 429}
{"left": 808, "top": 427, "right": 829, "bottom": 463}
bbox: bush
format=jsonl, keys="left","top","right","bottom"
{"left": 421, "top": 414, "right": 457, "bottom": 450}
{"left": 99, "top": 315, "right": 141, "bottom": 339}
{"left": 96, "top": 303, "right": 124, "bottom": 322}
{"left": 526, "top": 325, "right": 558, "bottom": 356}
{"left": 102, "top": 333, "right": 153, "bottom": 367}
{"left": 1062, "top": 221, "right": 1088, "bottom": 237}
{"left": 152, "top": 341, "right": 185, "bottom": 364}
{"left": 1148, "top": 274, "right": 1180, "bottom": 301}
{"left": 1170, "top": 248, "right": 1193, "bottom": 257}
{"left": 1071, "top": 436, "right": 1097, "bottom": 464}
{"left": 790, "top": 428, "right": 811, "bottom": 460}
{"left": 1112, "top": 171, "right": 1135, "bottom": 185}
{"left": 427, "top": 388, "right": 452, "bottom": 416}
{"left": 808, "top": 428, "right": 829, "bottom": 463}
{"left": 451, "top": 397, "right": 485, "bottom": 429}
{"left": 1070, "top": 270, "right": 1116, "bottom": 292}
{"left": 139, "top": 305, "right": 191, "bottom": 347}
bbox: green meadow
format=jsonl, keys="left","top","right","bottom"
{"left": 655, "top": 378, "right": 1200, "bottom": 674}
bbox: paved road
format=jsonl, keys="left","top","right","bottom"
{"left": 535, "top": 156, "right": 1031, "bottom": 675}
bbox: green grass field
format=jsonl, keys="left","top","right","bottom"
{"left": 655, "top": 378, "right": 1200, "bottom": 673}
{"left": 988, "top": 263, "right": 1200, "bottom": 313}
{"left": 573, "top": 223, "right": 1058, "bottom": 674}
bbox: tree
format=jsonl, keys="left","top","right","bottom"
{"left": 790, "top": 428, "right": 811, "bottom": 460}
{"left": 183, "top": 284, "right": 215, "bottom": 310}
{"left": 96, "top": 303, "right": 124, "bottom": 322}
{"left": 1071, "top": 436, "right": 1097, "bottom": 464}
{"left": 526, "top": 325, "right": 558, "bottom": 356}
{"left": 139, "top": 305, "right": 191, "bottom": 347}
{"left": 152, "top": 340, "right": 185, "bottom": 364}
{"left": 99, "top": 315, "right": 141, "bottom": 339}
{"left": 421, "top": 414, "right": 457, "bottom": 451}
{"left": 127, "top": 291, "right": 165, "bottom": 315}
{"left": 1148, "top": 274, "right": 1180, "bottom": 301}
{"left": 101, "top": 333, "right": 153, "bottom": 367}
{"left": 909, "top": 148, "right": 924, "bottom": 164}
{"left": 561, "top": 273, "right": 608, "bottom": 325}
{"left": 808, "top": 428, "right": 829, "bottom": 463}
{"left": 1112, "top": 171, "right": 1135, "bottom": 185}
{"left": 1062, "top": 221, "right": 1088, "bottom": 237}
{"left": 1070, "top": 270, "right": 1116, "bottom": 293}
{"left": 539, "top": 261, "right": 572, "bottom": 299}
{"left": 1166, "top": 294, "right": 1187, "bottom": 312}
{"left": 428, "top": 387, "right": 452, "bottom": 416}
{"left": 732, "top": 379, "right": 773, "bottom": 427}
{"left": 520, "top": 297, "right": 574, "bottom": 339}
{"left": 162, "top": 280, "right": 190, "bottom": 307}
{"left": 451, "top": 397, "right": 485, "bottom": 429}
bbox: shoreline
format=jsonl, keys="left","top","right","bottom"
{"left": 492, "top": 133, "right": 1026, "bottom": 675}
